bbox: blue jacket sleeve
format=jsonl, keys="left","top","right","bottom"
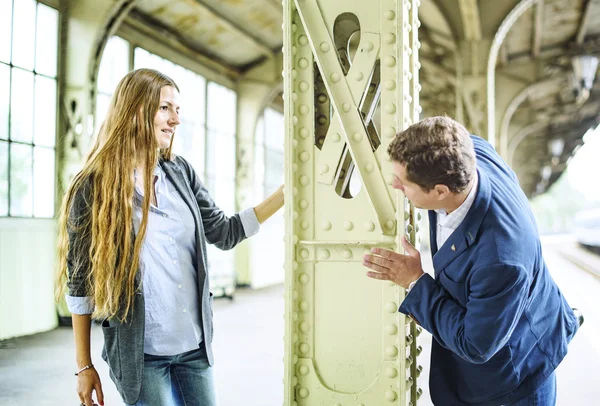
{"left": 399, "top": 264, "right": 529, "bottom": 364}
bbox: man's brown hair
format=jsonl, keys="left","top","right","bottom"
{"left": 387, "top": 116, "right": 476, "bottom": 193}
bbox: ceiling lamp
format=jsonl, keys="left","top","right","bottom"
{"left": 548, "top": 137, "right": 565, "bottom": 157}
{"left": 570, "top": 55, "right": 599, "bottom": 104}
{"left": 540, "top": 165, "right": 552, "bottom": 181}
{"left": 535, "top": 182, "right": 545, "bottom": 195}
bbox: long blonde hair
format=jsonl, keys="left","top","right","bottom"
{"left": 56, "top": 68, "right": 179, "bottom": 321}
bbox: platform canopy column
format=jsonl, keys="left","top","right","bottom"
{"left": 282, "top": 0, "right": 423, "bottom": 404}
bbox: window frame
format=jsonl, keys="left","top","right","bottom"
{"left": 1, "top": 0, "right": 59, "bottom": 219}
{"left": 256, "top": 107, "right": 284, "bottom": 200}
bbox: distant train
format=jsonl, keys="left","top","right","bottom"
{"left": 574, "top": 208, "right": 600, "bottom": 254}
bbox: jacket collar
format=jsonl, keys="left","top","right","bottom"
{"left": 159, "top": 157, "right": 206, "bottom": 282}
{"left": 158, "top": 158, "right": 192, "bottom": 214}
{"left": 429, "top": 167, "right": 492, "bottom": 276}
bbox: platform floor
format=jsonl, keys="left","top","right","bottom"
{"left": 0, "top": 235, "right": 598, "bottom": 405}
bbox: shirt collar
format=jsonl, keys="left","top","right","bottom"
{"left": 133, "top": 165, "right": 163, "bottom": 197}
{"left": 134, "top": 165, "right": 163, "bottom": 181}
{"left": 435, "top": 173, "right": 479, "bottom": 228}
{"left": 153, "top": 165, "right": 163, "bottom": 183}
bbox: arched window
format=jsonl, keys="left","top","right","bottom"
{"left": 256, "top": 108, "right": 284, "bottom": 200}
{"left": 251, "top": 107, "right": 284, "bottom": 287}
{"left": 96, "top": 36, "right": 130, "bottom": 133}
{"left": 204, "top": 82, "right": 237, "bottom": 296}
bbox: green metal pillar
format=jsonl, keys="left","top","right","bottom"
{"left": 282, "top": 0, "right": 423, "bottom": 404}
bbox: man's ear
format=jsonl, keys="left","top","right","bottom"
{"left": 434, "top": 184, "right": 451, "bottom": 201}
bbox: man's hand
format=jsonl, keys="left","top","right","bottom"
{"left": 363, "top": 236, "right": 424, "bottom": 289}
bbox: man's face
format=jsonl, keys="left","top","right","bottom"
{"left": 391, "top": 161, "right": 445, "bottom": 210}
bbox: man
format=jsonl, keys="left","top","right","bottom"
{"left": 363, "top": 116, "right": 580, "bottom": 405}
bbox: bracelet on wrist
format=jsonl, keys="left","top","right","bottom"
{"left": 75, "top": 364, "right": 94, "bottom": 376}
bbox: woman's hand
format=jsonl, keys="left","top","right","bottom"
{"left": 254, "top": 184, "right": 285, "bottom": 224}
{"left": 77, "top": 367, "right": 104, "bottom": 406}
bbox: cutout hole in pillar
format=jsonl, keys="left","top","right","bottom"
{"left": 333, "top": 13, "right": 360, "bottom": 73}
{"left": 314, "top": 63, "right": 329, "bottom": 149}
{"left": 360, "top": 59, "right": 382, "bottom": 151}
{"left": 315, "top": 13, "right": 361, "bottom": 150}
{"left": 348, "top": 167, "right": 362, "bottom": 197}
{"left": 346, "top": 30, "right": 361, "bottom": 67}
{"left": 334, "top": 150, "right": 362, "bottom": 199}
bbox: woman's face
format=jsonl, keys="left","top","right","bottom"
{"left": 154, "top": 85, "right": 181, "bottom": 149}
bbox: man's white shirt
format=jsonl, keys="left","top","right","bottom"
{"left": 434, "top": 174, "right": 479, "bottom": 250}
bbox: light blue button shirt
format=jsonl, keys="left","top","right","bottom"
{"left": 66, "top": 165, "right": 260, "bottom": 356}
{"left": 133, "top": 165, "right": 202, "bottom": 355}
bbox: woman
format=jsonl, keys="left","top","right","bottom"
{"left": 56, "top": 68, "right": 284, "bottom": 406}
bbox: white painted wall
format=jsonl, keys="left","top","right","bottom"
{"left": 0, "top": 219, "right": 58, "bottom": 340}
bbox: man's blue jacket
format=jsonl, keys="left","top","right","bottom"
{"left": 399, "top": 136, "right": 579, "bottom": 405}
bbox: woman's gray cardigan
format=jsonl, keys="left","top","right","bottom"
{"left": 66, "top": 156, "right": 249, "bottom": 404}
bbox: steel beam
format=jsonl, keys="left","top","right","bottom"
{"left": 458, "top": 0, "right": 482, "bottom": 41}
{"left": 532, "top": 0, "right": 544, "bottom": 57}
{"left": 488, "top": 0, "right": 541, "bottom": 149}
{"left": 576, "top": 0, "right": 594, "bottom": 45}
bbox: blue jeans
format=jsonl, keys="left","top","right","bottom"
{"left": 506, "top": 371, "right": 556, "bottom": 406}
{"left": 128, "top": 346, "right": 217, "bottom": 406}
